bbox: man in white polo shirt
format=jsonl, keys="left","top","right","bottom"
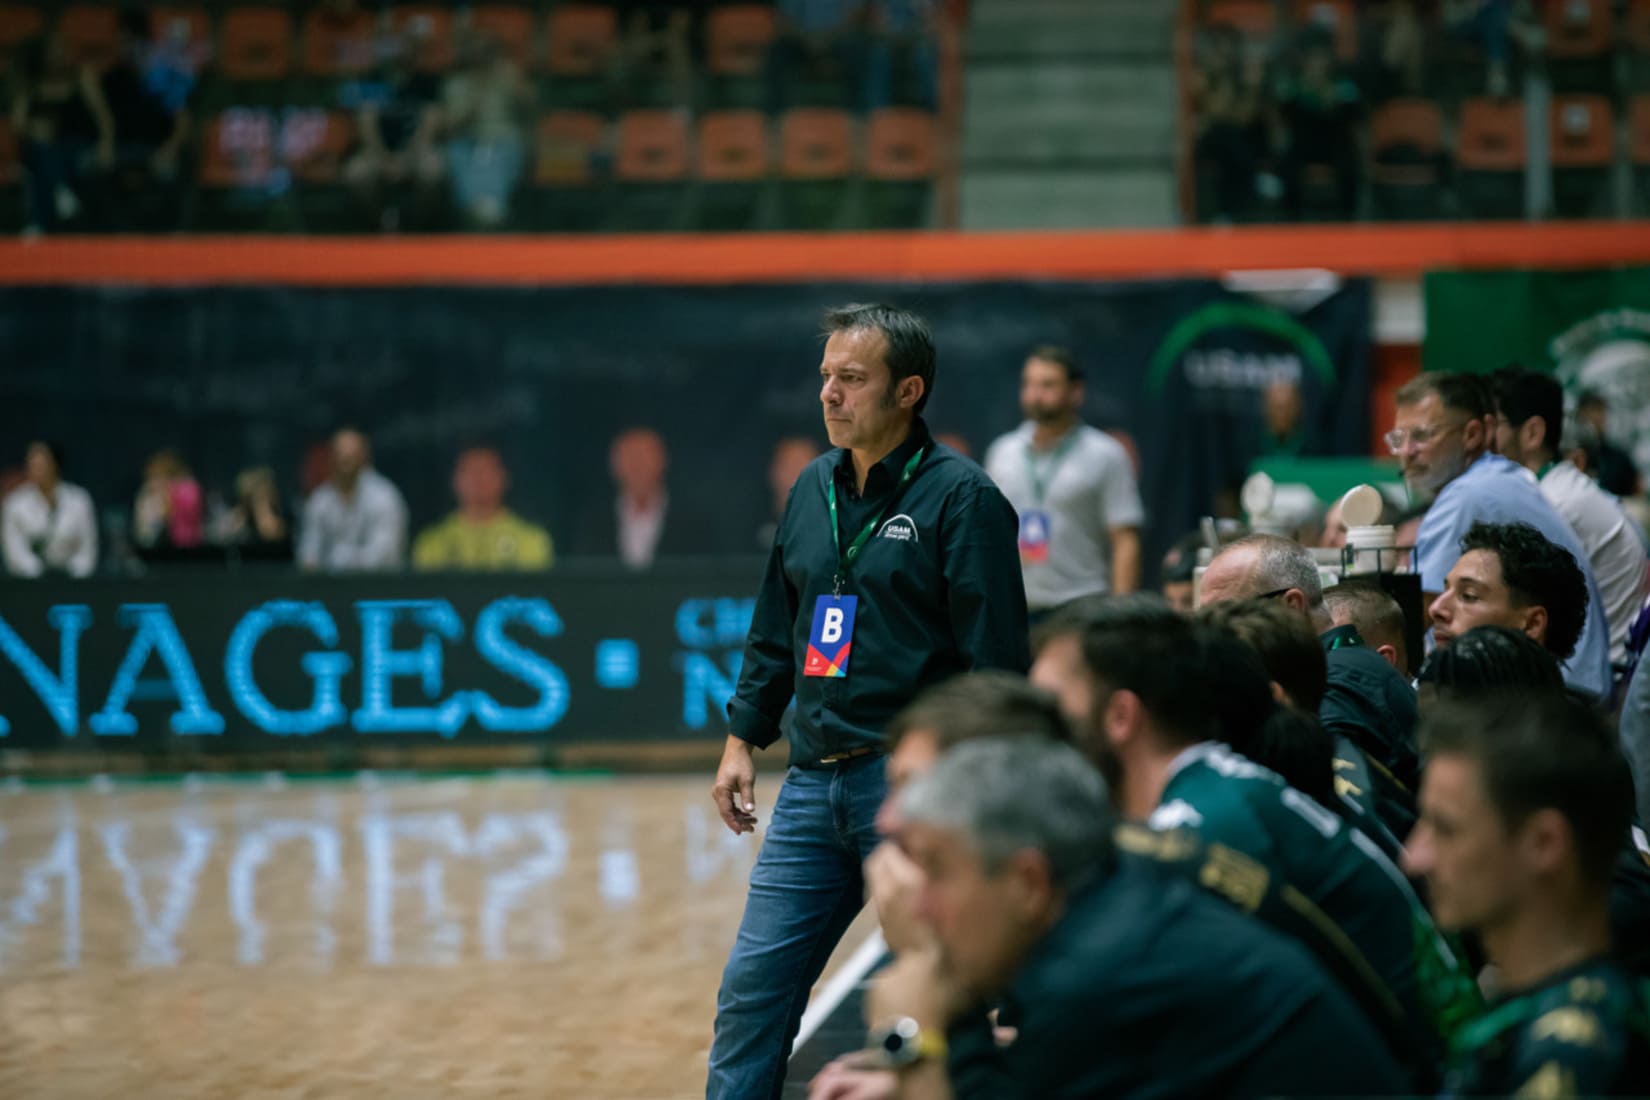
{"left": 1491, "top": 367, "right": 1647, "bottom": 671}
{"left": 985, "top": 346, "right": 1144, "bottom": 621}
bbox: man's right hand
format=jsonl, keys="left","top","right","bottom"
{"left": 712, "top": 736, "right": 758, "bottom": 836}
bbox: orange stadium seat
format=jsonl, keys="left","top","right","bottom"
{"left": 696, "top": 110, "right": 769, "bottom": 181}
{"left": 547, "top": 4, "right": 617, "bottom": 77}
{"left": 533, "top": 109, "right": 607, "bottom": 185}
{"left": 780, "top": 108, "right": 854, "bottom": 179}
{"left": 199, "top": 109, "right": 278, "bottom": 188}
{"left": 706, "top": 5, "right": 777, "bottom": 77}
{"left": 391, "top": 6, "right": 454, "bottom": 74}
{"left": 1546, "top": 0, "right": 1613, "bottom": 58}
{"left": 615, "top": 109, "right": 689, "bottom": 182}
{"left": 1457, "top": 96, "right": 1527, "bottom": 217}
{"left": 220, "top": 8, "right": 294, "bottom": 83}
{"left": 865, "top": 108, "right": 935, "bottom": 181}
{"left": 1634, "top": 95, "right": 1650, "bottom": 164}
{"left": 287, "top": 111, "right": 356, "bottom": 183}
{"left": 1369, "top": 98, "right": 1446, "bottom": 219}
{"left": 471, "top": 5, "right": 537, "bottom": 69}
{"left": 1204, "top": 1, "right": 1277, "bottom": 40}
{"left": 0, "top": 4, "right": 44, "bottom": 53}
{"left": 0, "top": 115, "right": 18, "bottom": 184}
{"left": 59, "top": 4, "right": 119, "bottom": 69}
{"left": 1632, "top": 0, "right": 1650, "bottom": 52}
{"left": 1551, "top": 94, "right": 1615, "bottom": 217}
{"left": 302, "top": 7, "right": 376, "bottom": 77}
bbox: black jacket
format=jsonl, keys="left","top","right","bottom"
{"left": 727, "top": 418, "right": 1029, "bottom": 764}
{"left": 1321, "top": 624, "right": 1421, "bottom": 838}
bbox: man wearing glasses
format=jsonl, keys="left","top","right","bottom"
{"left": 1391, "top": 373, "right": 1610, "bottom": 700}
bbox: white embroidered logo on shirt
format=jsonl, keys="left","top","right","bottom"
{"left": 877, "top": 514, "right": 919, "bottom": 543}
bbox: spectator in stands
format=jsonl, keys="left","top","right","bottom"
{"left": 341, "top": 29, "right": 444, "bottom": 232}
{"left": 1275, "top": 28, "right": 1363, "bottom": 222}
{"left": 614, "top": 1, "right": 704, "bottom": 109}
{"left": 579, "top": 427, "right": 699, "bottom": 569}
{"left": 2, "top": 441, "right": 97, "bottom": 578}
{"left": 856, "top": 737, "right": 1411, "bottom": 1100}
{"left": 11, "top": 34, "right": 115, "bottom": 236}
{"left": 1363, "top": 0, "right": 1426, "bottom": 102}
{"left": 1258, "top": 377, "right": 1307, "bottom": 456}
{"left": 1324, "top": 582, "right": 1412, "bottom": 676}
{"left": 1191, "top": 24, "right": 1276, "bottom": 223}
{"left": 413, "top": 446, "right": 552, "bottom": 571}
{"left": 441, "top": 29, "right": 533, "bottom": 230}
{"left": 1197, "top": 532, "right": 1421, "bottom": 829}
{"left": 769, "top": 0, "right": 866, "bottom": 113}
{"left": 1394, "top": 372, "right": 1611, "bottom": 698}
{"left": 1576, "top": 391, "right": 1642, "bottom": 500}
{"left": 99, "top": 7, "right": 194, "bottom": 230}
{"left": 1429, "top": 521, "right": 1589, "bottom": 670}
{"left": 757, "top": 436, "right": 821, "bottom": 550}
{"left": 213, "top": 466, "right": 292, "bottom": 562}
{"left": 1492, "top": 368, "right": 1647, "bottom": 667}
{"left": 132, "top": 448, "right": 205, "bottom": 553}
{"left": 864, "top": 0, "right": 938, "bottom": 111}
{"left": 1442, "top": 0, "right": 1533, "bottom": 98}
{"left": 1406, "top": 691, "right": 1650, "bottom": 1094}
{"left": 297, "top": 427, "right": 408, "bottom": 572}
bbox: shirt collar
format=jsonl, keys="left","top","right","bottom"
{"left": 1320, "top": 623, "right": 1363, "bottom": 652}
{"left": 833, "top": 417, "right": 932, "bottom": 495}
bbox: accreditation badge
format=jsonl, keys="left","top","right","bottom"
{"left": 804, "top": 595, "right": 858, "bottom": 678}
{"left": 1018, "top": 510, "right": 1052, "bottom": 565}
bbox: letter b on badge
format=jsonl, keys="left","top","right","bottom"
{"left": 822, "top": 607, "right": 845, "bottom": 645}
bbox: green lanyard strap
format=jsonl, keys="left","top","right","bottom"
{"left": 826, "top": 446, "right": 927, "bottom": 595}
{"left": 1024, "top": 430, "right": 1080, "bottom": 505}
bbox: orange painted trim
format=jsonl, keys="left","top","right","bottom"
{"left": 2, "top": 223, "right": 1648, "bottom": 286}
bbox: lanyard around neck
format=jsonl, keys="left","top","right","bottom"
{"left": 826, "top": 446, "right": 926, "bottom": 595}
{"left": 1024, "top": 429, "right": 1079, "bottom": 504}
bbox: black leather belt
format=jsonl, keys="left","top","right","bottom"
{"left": 815, "top": 746, "right": 882, "bottom": 766}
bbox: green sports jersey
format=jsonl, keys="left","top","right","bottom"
{"left": 1153, "top": 742, "right": 1482, "bottom": 1069}
{"left": 1444, "top": 958, "right": 1650, "bottom": 1097}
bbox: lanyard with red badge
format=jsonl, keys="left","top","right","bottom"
{"left": 805, "top": 446, "right": 927, "bottom": 678}
{"left": 1018, "top": 432, "right": 1077, "bottom": 564}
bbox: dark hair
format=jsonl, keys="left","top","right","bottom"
{"left": 1198, "top": 599, "right": 1328, "bottom": 712}
{"left": 822, "top": 304, "right": 937, "bottom": 415}
{"left": 887, "top": 670, "right": 1071, "bottom": 751}
{"left": 1069, "top": 594, "right": 1229, "bottom": 749}
{"left": 1396, "top": 372, "right": 1491, "bottom": 420}
{"left": 1322, "top": 582, "right": 1406, "bottom": 650}
{"left": 1026, "top": 345, "right": 1084, "bottom": 385}
{"left": 1197, "top": 622, "right": 1338, "bottom": 811}
{"left": 1458, "top": 521, "right": 1588, "bottom": 660}
{"left": 1416, "top": 625, "right": 1565, "bottom": 695}
{"left": 1158, "top": 531, "right": 1205, "bottom": 586}
{"left": 1421, "top": 691, "right": 1633, "bottom": 889}
{"left": 1491, "top": 366, "right": 1563, "bottom": 458}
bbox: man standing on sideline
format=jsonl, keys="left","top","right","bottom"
{"left": 1491, "top": 368, "right": 1647, "bottom": 670}
{"left": 707, "top": 304, "right": 1028, "bottom": 1100}
{"left": 1392, "top": 373, "right": 1611, "bottom": 699}
{"left": 297, "top": 427, "right": 408, "bottom": 573}
{"left": 984, "top": 346, "right": 1143, "bottom": 622}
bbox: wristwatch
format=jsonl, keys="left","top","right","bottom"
{"left": 864, "top": 1016, "right": 948, "bottom": 1070}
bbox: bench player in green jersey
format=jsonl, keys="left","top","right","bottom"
{"left": 1407, "top": 691, "right": 1650, "bottom": 1097}
{"left": 1030, "top": 596, "right": 1481, "bottom": 1082}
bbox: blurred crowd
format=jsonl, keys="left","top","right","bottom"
{"left": 3, "top": 0, "right": 945, "bottom": 236}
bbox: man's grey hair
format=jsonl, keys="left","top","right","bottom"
{"left": 896, "top": 737, "right": 1113, "bottom": 886}
{"left": 1214, "top": 533, "right": 1324, "bottom": 608}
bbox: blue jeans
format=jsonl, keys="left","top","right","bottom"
{"left": 706, "top": 755, "right": 887, "bottom": 1100}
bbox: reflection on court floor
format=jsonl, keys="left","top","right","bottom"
{"left": 0, "top": 773, "right": 761, "bottom": 1099}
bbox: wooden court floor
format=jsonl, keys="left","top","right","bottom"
{"left": 0, "top": 772, "right": 876, "bottom": 1099}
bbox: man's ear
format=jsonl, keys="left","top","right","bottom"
{"left": 898, "top": 375, "right": 925, "bottom": 411}
{"left": 1522, "top": 416, "right": 1548, "bottom": 458}
{"left": 1376, "top": 643, "right": 1402, "bottom": 673}
{"left": 1005, "top": 848, "right": 1057, "bottom": 922}
{"left": 1521, "top": 604, "right": 1550, "bottom": 646}
{"left": 1281, "top": 588, "right": 1309, "bottom": 615}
